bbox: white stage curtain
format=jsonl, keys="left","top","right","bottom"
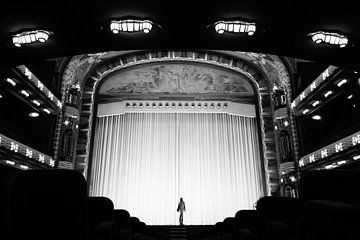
{"left": 90, "top": 112, "right": 265, "bottom": 225}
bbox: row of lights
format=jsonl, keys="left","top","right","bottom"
{"left": 125, "top": 101, "right": 228, "bottom": 109}
{"left": 301, "top": 78, "right": 349, "bottom": 115}
{"left": 11, "top": 19, "right": 349, "bottom": 48}
{"left": 2, "top": 160, "right": 29, "bottom": 170}
{"left": 5, "top": 77, "right": 52, "bottom": 117}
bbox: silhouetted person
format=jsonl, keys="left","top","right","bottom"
{"left": 177, "top": 197, "right": 186, "bottom": 225}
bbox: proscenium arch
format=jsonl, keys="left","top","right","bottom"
{"left": 74, "top": 50, "right": 282, "bottom": 195}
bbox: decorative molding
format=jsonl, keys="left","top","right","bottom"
{"left": 0, "top": 132, "right": 55, "bottom": 167}
{"left": 97, "top": 101, "right": 256, "bottom": 118}
{"left": 299, "top": 130, "right": 360, "bottom": 168}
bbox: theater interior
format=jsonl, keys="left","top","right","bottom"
{"left": 1, "top": 2, "right": 360, "bottom": 240}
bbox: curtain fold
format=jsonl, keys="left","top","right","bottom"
{"left": 90, "top": 112, "right": 264, "bottom": 225}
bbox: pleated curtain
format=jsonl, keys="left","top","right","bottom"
{"left": 90, "top": 112, "right": 265, "bottom": 225}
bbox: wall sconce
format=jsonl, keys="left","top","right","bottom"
{"left": 309, "top": 31, "right": 348, "bottom": 48}
{"left": 110, "top": 19, "right": 153, "bottom": 34}
{"left": 214, "top": 20, "right": 256, "bottom": 35}
{"left": 12, "top": 30, "right": 52, "bottom": 47}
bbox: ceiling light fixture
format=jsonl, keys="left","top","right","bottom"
{"left": 347, "top": 94, "right": 353, "bottom": 99}
{"left": 312, "top": 115, "right": 322, "bottom": 120}
{"left": 337, "top": 160, "right": 347, "bottom": 165}
{"left": 110, "top": 19, "right": 153, "bottom": 34}
{"left": 312, "top": 100, "right": 320, "bottom": 107}
{"left": 302, "top": 109, "right": 309, "bottom": 114}
{"left": 353, "top": 155, "right": 360, "bottom": 160}
{"left": 29, "top": 112, "right": 39, "bottom": 118}
{"left": 5, "top": 160, "right": 15, "bottom": 165}
{"left": 12, "top": 30, "right": 52, "bottom": 47}
{"left": 20, "top": 90, "right": 30, "bottom": 97}
{"left": 19, "top": 165, "right": 29, "bottom": 170}
{"left": 324, "top": 90, "right": 333, "bottom": 98}
{"left": 32, "top": 100, "right": 41, "bottom": 106}
{"left": 337, "top": 79, "right": 347, "bottom": 87}
{"left": 309, "top": 31, "right": 348, "bottom": 48}
{"left": 6, "top": 78, "right": 16, "bottom": 86}
{"left": 43, "top": 108, "right": 51, "bottom": 114}
{"left": 214, "top": 20, "right": 256, "bottom": 35}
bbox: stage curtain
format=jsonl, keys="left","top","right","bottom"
{"left": 90, "top": 112, "right": 265, "bottom": 225}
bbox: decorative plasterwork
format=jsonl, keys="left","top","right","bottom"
{"left": 97, "top": 101, "right": 256, "bottom": 118}
{"left": 98, "top": 63, "right": 254, "bottom": 97}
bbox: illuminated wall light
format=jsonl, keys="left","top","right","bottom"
{"left": 324, "top": 90, "right": 333, "bottom": 98}
{"left": 353, "top": 155, "right": 360, "bottom": 160}
{"left": 347, "top": 94, "right": 353, "bottom": 99}
{"left": 302, "top": 109, "right": 309, "bottom": 114}
{"left": 321, "top": 149, "right": 328, "bottom": 158}
{"left": 12, "top": 30, "right": 52, "bottom": 47}
{"left": 20, "top": 90, "right": 30, "bottom": 97}
{"left": 289, "top": 176, "right": 297, "bottom": 182}
{"left": 335, "top": 142, "right": 343, "bottom": 152}
{"left": 10, "top": 142, "right": 19, "bottom": 152}
{"left": 25, "top": 149, "right": 33, "bottom": 158}
{"left": 352, "top": 134, "right": 360, "bottom": 145}
{"left": 110, "top": 20, "right": 153, "bottom": 34}
{"left": 337, "top": 160, "right": 347, "bottom": 165}
{"left": 38, "top": 154, "right": 45, "bottom": 163}
{"left": 299, "top": 159, "right": 305, "bottom": 167}
{"left": 309, "top": 31, "right": 348, "bottom": 48}
{"left": 214, "top": 20, "right": 256, "bottom": 35}
{"left": 37, "top": 81, "right": 44, "bottom": 91}
{"left": 5, "top": 160, "right": 15, "bottom": 166}
{"left": 43, "top": 108, "right": 51, "bottom": 114}
{"left": 6, "top": 78, "right": 16, "bottom": 86}
{"left": 64, "top": 120, "right": 70, "bottom": 126}
{"left": 337, "top": 79, "right": 347, "bottom": 87}
{"left": 0, "top": 94, "right": 2, "bottom": 99}
{"left": 29, "top": 112, "right": 39, "bottom": 118}
{"left": 310, "top": 82, "right": 317, "bottom": 91}
{"left": 20, "top": 165, "right": 29, "bottom": 170}
{"left": 325, "top": 164, "right": 335, "bottom": 169}
{"left": 32, "top": 100, "right": 41, "bottom": 106}
{"left": 312, "top": 100, "right": 320, "bottom": 107}
{"left": 24, "top": 67, "right": 32, "bottom": 79}
{"left": 283, "top": 120, "right": 289, "bottom": 127}
{"left": 49, "top": 159, "right": 55, "bottom": 167}
{"left": 312, "top": 115, "right": 322, "bottom": 120}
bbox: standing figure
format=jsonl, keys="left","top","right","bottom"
{"left": 177, "top": 197, "right": 186, "bottom": 225}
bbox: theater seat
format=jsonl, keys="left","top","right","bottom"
{"left": 234, "top": 210, "right": 257, "bottom": 240}
{"left": 10, "top": 169, "right": 90, "bottom": 240}
{"left": 256, "top": 196, "right": 300, "bottom": 240}
{"left": 0, "top": 164, "right": 21, "bottom": 240}
{"left": 88, "top": 196, "right": 117, "bottom": 240}
{"left": 114, "top": 209, "right": 131, "bottom": 231}
{"left": 299, "top": 169, "right": 360, "bottom": 240}
{"left": 114, "top": 209, "right": 132, "bottom": 240}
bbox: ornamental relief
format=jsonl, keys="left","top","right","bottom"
{"left": 98, "top": 63, "right": 254, "bottom": 96}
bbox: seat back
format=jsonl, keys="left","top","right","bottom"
{"left": 0, "top": 164, "right": 21, "bottom": 240}
{"left": 256, "top": 196, "right": 300, "bottom": 240}
{"left": 114, "top": 209, "right": 131, "bottom": 230}
{"left": 10, "top": 169, "right": 90, "bottom": 240}
{"left": 235, "top": 209, "right": 257, "bottom": 232}
{"left": 88, "top": 196, "right": 115, "bottom": 230}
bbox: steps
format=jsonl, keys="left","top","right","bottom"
{"left": 169, "top": 226, "right": 187, "bottom": 240}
